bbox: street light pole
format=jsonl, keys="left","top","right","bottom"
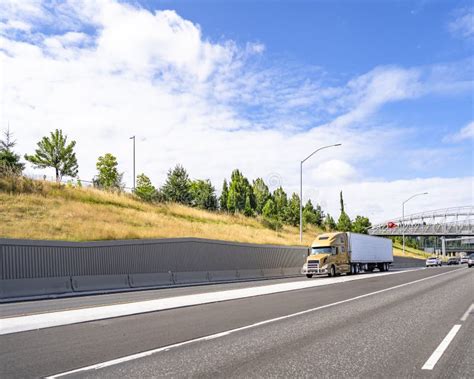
{"left": 402, "top": 192, "right": 428, "bottom": 255}
{"left": 130, "top": 136, "right": 135, "bottom": 191}
{"left": 299, "top": 143, "right": 342, "bottom": 242}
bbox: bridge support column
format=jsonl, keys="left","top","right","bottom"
{"left": 441, "top": 237, "right": 446, "bottom": 257}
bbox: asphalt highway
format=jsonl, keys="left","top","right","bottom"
{"left": 0, "top": 266, "right": 471, "bottom": 378}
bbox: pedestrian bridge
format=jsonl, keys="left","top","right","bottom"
{"left": 368, "top": 206, "right": 474, "bottom": 236}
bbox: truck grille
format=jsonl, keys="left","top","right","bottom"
{"left": 308, "top": 260, "right": 319, "bottom": 269}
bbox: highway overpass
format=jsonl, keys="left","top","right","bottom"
{"left": 368, "top": 206, "right": 474, "bottom": 237}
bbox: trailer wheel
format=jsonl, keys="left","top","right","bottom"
{"left": 306, "top": 274, "right": 313, "bottom": 278}
{"left": 385, "top": 263, "right": 390, "bottom": 271}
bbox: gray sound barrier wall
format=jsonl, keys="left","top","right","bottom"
{"left": 0, "top": 238, "right": 308, "bottom": 300}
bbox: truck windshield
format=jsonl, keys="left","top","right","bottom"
{"left": 311, "top": 247, "right": 332, "bottom": 255}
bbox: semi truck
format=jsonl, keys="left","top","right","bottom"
{"left": 301, "top": 232, "right": 393, "bottom": 278}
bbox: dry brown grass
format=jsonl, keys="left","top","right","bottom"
{"left": 393, "top": 243, "right": 432, "bottom": 260}
{"left": 0, "top": 182, "right": 322, "bottom": 245}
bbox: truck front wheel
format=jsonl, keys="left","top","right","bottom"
{"left": 306, "top": 274, "right": 313, "bottom": 278}
{"left": 328, "top": 265, "right": 336, "bottom": 277}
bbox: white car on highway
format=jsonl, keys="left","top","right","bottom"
{"left": 426, "top": 257, "right": 442, "bottom": 267}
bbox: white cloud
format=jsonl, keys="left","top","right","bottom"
{"left": 448, "top": 7, "right": 474, "bottom": 39}
{"left": 444, "top": 121, "right": 474, "bottom": 142}
{"left": 1, "top": 0, "right": 472, "bottom": 225}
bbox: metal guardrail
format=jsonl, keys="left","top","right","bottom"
{"left": 0, "top": 238, "right": 308, "bottom": 300}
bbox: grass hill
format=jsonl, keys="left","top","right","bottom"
{"left": 0, "top": 177, "right": 434, "bottom": 259}
{"left": 0, "top": 178, "right": 323, "bottom": 245}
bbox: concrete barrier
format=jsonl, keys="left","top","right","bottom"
{"left": 0, "top": 277, "right": 72, "bottom": 299}
{"left": 209, "top": 270, "right": 239, "bottom": 282}
{"left": 263, "top": 268, "right": 285, "bottom": 278}
{"left": 129, "top": 273, "right": 173, "bottom": 288}
{"left": 173, "top": 271, "right": 210, "bottom": 284}
{"left": 237, "top": 269, "right": 264, "bottom": 280}
{"left": 71, "top": 275, "right": 130, "bottom": 292}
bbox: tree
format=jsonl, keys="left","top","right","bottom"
{"left": 161, "top": 164, "right": 191, "bottom": 204}
{"left": 314, "top": 204, "right": 325, "bottom": 227}
{"left": 324, "top": 213, "right": 337, "bottom": 231}
{"left": 135, "top": 173, "right": 157, "bottom": 202}
{"left": 226, "top": 169, "right": 254, "bottom": 214}
{"left": 303, "top": 200, "right": 317, "bottom": 226}
{"left": 244, "top": 194, "right": 254, "bottom": 217}
{"left": 220, "top": 179, "right": 229, "bottom": 211}
{"left": 352, "top": 215, "right": 372, "bottom": 234}
{"left": 273, "top": 186, "right": 288, "bottom": 221}
{"left": 252, "top": 178, "right": 270, "bottom": 214}
{"left": 24, "top": 129, "right": 78, "bottom": 182}
{"left": 340, "top": 190, "right": 345, "bottom": 213}
{"left": 0, "top": 127, "right": 24, "bottom": 175}
{"left": 337, "top": 211, "right": 352, "bottom": 232}
{"left": 190, "top": 179, "right": 218, "bottom": 210}
{"left": 261, "top": 198, "right": 282, "bottom": 231}
{"left": 95, "top": 153, "right": 123, "bottom": 190}
{"left": 284, "top": 193, "right": 300, "bottom": 226}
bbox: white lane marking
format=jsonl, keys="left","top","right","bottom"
{"left": 46, "top": 268, "right": 462, "bottom": 378}
{"left": 460, "top": 303, "right": 474, "bottom": 322}
{"left": 0, "top": 268, "right": 429, "bottom": 336}
{"left": 422, "top": 324, "right": 462, "bottom": 370}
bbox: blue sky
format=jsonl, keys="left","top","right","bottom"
{"left": 0, "top": 0, "right": 473, "bottom": 221}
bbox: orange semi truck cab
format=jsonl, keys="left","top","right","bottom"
{"left": 301, "top": 232, "right": 393, "bottom": 278}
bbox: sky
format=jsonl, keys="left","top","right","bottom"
{"left": 0, "top": 0, "right": 473, "bottom": 223}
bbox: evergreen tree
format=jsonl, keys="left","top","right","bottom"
{"left": 226, "top": 169, "right": 254, "bottom": 213}
{"left": 340, "top": 190, "right": 345, "bottom": 213}
{"left": 220, "top": 179, "right": 229, "bottom": 211}
{"left": 252, "top": 178, "right": 270, "bottom": 214}
{"left": 0, "top": 127, "right": 24, "bottom": 175}
{"left": 135, "top": 173, "right": 157, "bottom": 202}
{"left": 324, "top": 213, "right": 337, "bottom": 231}
{"left": 314, "top": 203, "right": 325, "bottom": 227}
{"left": 24, "top": 129, "right": 78, "bottom": 182}
{"left": 337, "top": 211, "right": 352, "bottom": 232}
{"left": 285, "top": 193, "right": 301, "bottom": 226}
{"left": 262, "top": 198, "right": 277, "bottom": 219}
{"left": 273, "top": 186, "right": 288, "bottom": 221}
{"left": 352, "top": 215, "right": 372, "bottom": 234}
{"left": 190, "top": 179, "right": 218, "bottom": 210}
{"left": 94, "top": 153, "right": 123, "bottom": 190}
{"left": 161, "top": 164, "right": 191, "bottom": 204}
{"left": 261, "top": 198, "right": 281, "bottom": 231}
{"left": 303, "top": 199, "right": 317, "bottom": 226}
{"left": 244, "top": 194, "right": 254, "bottom": 217}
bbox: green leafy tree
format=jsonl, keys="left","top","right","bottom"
{"left": 337, "top": 211, "right": 352, "bottom": 232}
{"left": 324, "top": 213, "right": 337, "bottom": 231}
{"left": 24, "top": 129, "right": 78, "bottom": 183}
{"left": 226, "top": 169, "right": 254, "bottom": 213}
{"left": 135, "top": 173, "right": 157, "bottom": 202}
{"left": 352, "top": 215, "right": 372, "bottom": 234}
{"left": 284, "top": 193, "right": 301, "bottom": 226}
{"left": 190, "top": 179, "right": 218, "bottom": 210}
{"left": 273, "top": 186, "right": 288, "bottom": 221}
{"left": 0, "top": 127, "right": 24, "bottom": 175}
{"left": 161, "top": 164, "right": 191, "bottom": 204}
{"left": 95, "top": 153, "right": 123, "bottom": 190}
{"left": 220, "top": 179, "right": 229, "bottom": 211}
{"left": 252, "top": 178, "right": 270, "bottom": 214}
